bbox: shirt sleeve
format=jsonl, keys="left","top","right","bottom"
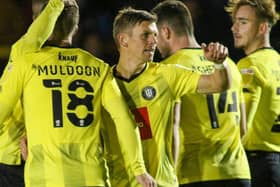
{"left": 0, "top": 57, "right": 26, "bottom": 125}
{"left": 10, "top": 0, "right": 64, "bottom": 60}
{"left": 101, "top": 73, "right": 147, "bottom": 176}
{"left": 165, "top": 64, "right": 200, "bottom": 98}
{"left": 238, "top": 60, "right": 262, "bottom": 129}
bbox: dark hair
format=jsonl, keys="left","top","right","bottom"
{"left": 113, "top": 7, "right": 157, "bottom": 48}
{"left": 53, "top": 4, "right": 80, "bottom": 39}
{"left": 152, "top": 0, "right": 194, "bottom": 37}
{"left": 32, "top": 0, "right": 48, "bottom": 19}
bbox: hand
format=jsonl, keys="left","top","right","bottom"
{"left": 20, "top": 136, "right": 28, "bottom": 161}
{"left": 136, "top": 173, "right": 157, "bottom": 187}
{"left": 202, "top": 42, "right": 228, "bottom": 64}
{"left": 63, "top": 0, "right": 78, "bottom": 7}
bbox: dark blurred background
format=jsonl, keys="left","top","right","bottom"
{"left": 0, "top": 0, "right": 280, "bottom": 74}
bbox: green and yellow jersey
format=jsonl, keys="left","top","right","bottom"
{"left": 105, "top": 62, "right": 200, "bottom": 187}
{"left": 238, "top": 48, "right": 280, "bottom": 152}
{"left": 0, "top": 0, "right": 64, "bottom": 165}
{"left": 0, "top": 46, "right": 146, "bottom": 187}
{"left": 162, "top": 48, "right": 250, "bottom": 184}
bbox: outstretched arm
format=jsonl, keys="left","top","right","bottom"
{"left": 11, "top": 0, "right": 64, "bottom": 59}
{"left": 197, "top": 42, "right": 231, "bottom": 94}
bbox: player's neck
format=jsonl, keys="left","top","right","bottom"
{"left": 46, "top": 39, "right": 72, "bottom": 48}
{"left": 171, "top": 36, "right": 200, "bottom": 54}
{"left": 116, "top": 60, "right": 146, "bottom": 80}
{"left": 185, "top": 36, "right": 200, "bottom": 48}
{"left": 244, "top": 38, "right": 271, "bottom": 55}
{"left": 59, "top": 40, "right": 72, "bottom": 47}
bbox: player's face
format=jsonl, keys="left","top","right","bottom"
{"left": 128, "top": 21, "right": 158, "bottom": 62}
{"left": 231, "top": 5, "right": 261, "bottom": 53}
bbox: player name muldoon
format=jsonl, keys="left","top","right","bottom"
{"left": 37, "top": 64, "right": 101, "bottom": 77}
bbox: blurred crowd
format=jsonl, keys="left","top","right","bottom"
{"left": 0, "top": 0, "right": 280, "bottom": 71}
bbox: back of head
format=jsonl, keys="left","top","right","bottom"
{"left": 32, "top": 0, "right": 48, "bottom": 20}
{"left": 113, "top": 7, "right": 157, "bottom": 49}
{"left": 152, "top": 0, "right": 194, "bottom": 37}
{"left": 50, "top": 0, "right": 80, "bottom": 45}
{"left": 226, "top": 0, "right": 280, "bottom": 27}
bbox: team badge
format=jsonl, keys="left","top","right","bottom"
{"left": 142, "top": 86, "right": 156, "bottom": 100}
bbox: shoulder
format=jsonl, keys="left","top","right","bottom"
{"left": 226, "top": 57, "right": 240, "bottom": 73}
{"left": 148, "top": 61, "right": 188, "bottom": 72}
{"left": 77, "top": 48, "right": 109, "bottom": 66}
{"left": 161, "top": 49, "right": 201, "bottom": 64}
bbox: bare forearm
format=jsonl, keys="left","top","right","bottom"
{"left": 197, "top": 63, "right": 231, "bottom": 94}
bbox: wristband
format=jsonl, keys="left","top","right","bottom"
{"left": 214, "top": 62, "right": 225, "bottom": 70}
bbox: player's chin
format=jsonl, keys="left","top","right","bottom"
{"left": 233, "top": 41, "right": 243, "bottom": 49}
{"left": 144, "top": 51, "right": 155, "bottom": 61}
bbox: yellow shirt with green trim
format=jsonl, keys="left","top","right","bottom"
{"left": 238, "top": 48, "right": 280, "bottom": 152}
{"left": 0, "top": 46, "right": 146, "bottom": 187}
{"left": 0, "top": 0, "right": 64, "bottom": 165}
{"left": 105, "top": 62, "right": 200, "bottom": 187}
{"left": 162, "top": 48, "right": 250, "bottom": 184}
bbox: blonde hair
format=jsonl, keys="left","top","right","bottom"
{"left": 226, "top": 0, "right": 280, "bottom": 26}
{"left": 113, "top": 7, "right": 157, "bottom": 49}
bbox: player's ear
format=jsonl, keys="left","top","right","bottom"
{"left": 118, "top": 33, "right": 129, "bottom": 48}
{"left": 160, "top": 25, "right": 171, "bottom": 40}
{"left": 258, "top": 22, "right": 269, "bottom": 35}
{"left": 72, "top": 25, "right": 79, "bottom": 37}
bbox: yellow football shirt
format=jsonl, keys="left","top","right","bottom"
{"left": 0, "top": 0, "right": 64, "bottom": 165}
{"left": 238, "top": 48, "right": 280, "bottom": 152}
{"left": 105, "top": 62, "right": 200, "bottom": 187}
{"left": 0, "top": 46, "right": 146, "bottom": 187}
{"left": 161, "top": 48, "right": 250, "bottom": 184}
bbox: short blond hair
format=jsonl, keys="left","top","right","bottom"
{"left": 113, "top": 7, "right": 157, "bottom": 49}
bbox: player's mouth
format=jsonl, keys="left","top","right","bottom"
{"left": 144, "top": 48, "right": 155, "bottom": 55}
{"left": 233, "top": 33, "right": 242, "bottom": 41}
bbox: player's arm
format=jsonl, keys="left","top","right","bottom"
{"left": 240, "top": 66, "right": 268, "bottom": 87}
{"left": 172, "top": 101, "right": 180, "bottom": 167}
{"left": 197, "top": 42, "right": 231, "bottom": 94}
{"left": 11, "top": 0, "right": 64, "bottom": 58}
{"left": 239, "top": 86, "right": 247, "bottom": 137}
{"left": 244, "top": 87, "right": 261, "bottom": 130}
{"left": 20, "top": 136, "right": 28, "bottom": 161}
{"left": 239, "top": 65, "right": 264, "bottom": 129}
{"left": 102, "top": 73, "right": 157, "bottom": 187}
{"left": 0, "top": 58, "right": 25, "bottom": 125}
{"left": 240, "top": 102, "right": 247, "bottom": 137}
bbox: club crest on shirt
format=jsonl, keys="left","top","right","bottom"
{"left": 142, "top": 86, "right": 156, "bottom": 100}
